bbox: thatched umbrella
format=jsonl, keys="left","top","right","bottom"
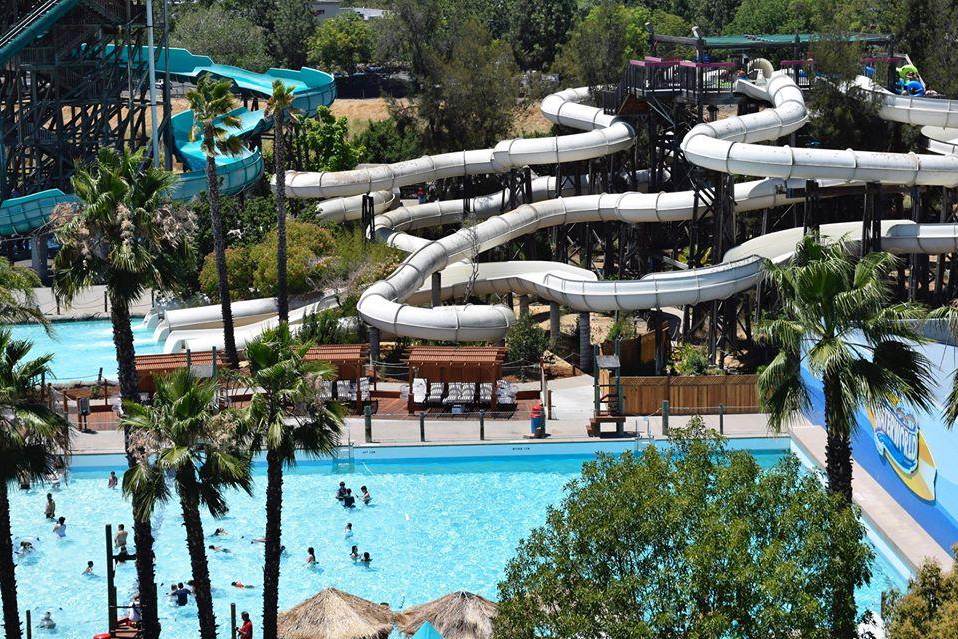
{"left": 397, "top": 591, "right": 497, "bottom": 639}
{"left": 278, "top": 588, "right": 395, "bottom": 639}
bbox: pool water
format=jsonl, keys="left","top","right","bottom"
{"left": 10, "top": 451, "right": 906, "bottom": 638}
{"left": 4, "top": 320, "right": 162, "bottom": 382}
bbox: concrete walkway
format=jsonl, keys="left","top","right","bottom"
{"left": 31, "top": 286, "right": 153, "bottom": 321}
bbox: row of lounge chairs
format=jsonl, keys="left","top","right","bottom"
{"left": 411, "top": 380, "right": 516, "bottom": 407}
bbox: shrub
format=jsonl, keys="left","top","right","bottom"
{"left": 883, "top": 550, "right": 958, "bottom": 639}
{"left": 672, "top": 342, "right": 719, "bottom": 376}
{"left": 298, "top": 308, "right": 360, "bottom": 345}
{"left": 355, "top": 112, "right": 422, "bottom": 164}
{"left": 606, "top": 314, "right": 637, "bottom": 342}
{"left": 506, "top": 313, "right": 550, "bottom": 365}
{"left": 199, "top": 246, "right": 254, "bottom": 301}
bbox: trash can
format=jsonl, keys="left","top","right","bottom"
{"left": 530, "top": 401, "right": 545, "bottom": 437}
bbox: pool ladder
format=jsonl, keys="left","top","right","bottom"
{"left": 333, "top": 442, "right": 355, "bottom": 471}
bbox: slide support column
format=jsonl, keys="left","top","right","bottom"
{"left": 578, "top": 312, "right": 592, "bottom": 374}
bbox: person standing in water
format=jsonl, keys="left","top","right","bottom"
{"left": 44, "top": 493, "right": 55, "bottom": 520}
{"left": 114, "top": 523, "right": 129, "bottom": 549}
{"left": 53, "top": 516, "right": 66, "bottom": 538}
{"left": 344, "top": 523, "right": 353, "bottom": 538}
{"left": 82, "top": 561, "right": 95, "bottom": 576}
{"left": 360, "top": 486, "right": 372, "bottom": 505}
{"left": 108, "top": 471, "right": 118, "bottom": 489}
{"left": 305, "top": 547, "right": 316, "bottom": 566}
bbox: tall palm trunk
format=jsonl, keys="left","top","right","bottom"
{"left": 177, "top": 471, "right": 218, "bottom": 639}
{"left": 205, "top": 150, "right": 240, "bottom": 368}
{"left": 261, "top": 448, "right": 285, "bottom": 639}
{"left": 0, "top": 482, "right": 22, "bottom": 639}
{"left": 822, "top": 369, "right": 856, "bottom": 639}
{"left": 274, "top": 113, "right": 289, "bottom": 324}
{"left": 109, "top": 292, "right": 162, "bottom": 639}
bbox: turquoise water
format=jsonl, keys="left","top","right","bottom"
{"left": 4, "top": 320, "right": 162, "bottom": 382}
{"left": 9, "top": 451, "right": 906, "bottom": 638}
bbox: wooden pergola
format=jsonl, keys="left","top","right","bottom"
{"left": 134, "top": 350, "right": 231, "bottom": 395}
{"left": 406, "top": 346, "right": 506, "bottom": 413}
{"left": 304, "top": 344, "right": 371, "bottom": 413}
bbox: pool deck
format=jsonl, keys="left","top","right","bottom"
{"left": 30, "top": 285, "right": 153, "bottom": 321}
{"left": 69, "top": 408, "right": 953, "bottom": 576}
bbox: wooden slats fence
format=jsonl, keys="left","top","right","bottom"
{"left": 600, "top": 371, "right": 759, "bottom": 415}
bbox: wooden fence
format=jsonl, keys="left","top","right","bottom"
{"left": 601, "top": 372, "right": 760, "bottom": 415}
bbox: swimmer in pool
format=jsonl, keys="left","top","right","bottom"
{"left": 342, "top": 489, "right": 356, "bottom": 508}
{"left": 360, "top": 486, "right": 371, "bottom": 505}
{"left": 344, "top": 523, "right": 353, "bottom": 538}
{"left": 208, "top": 545, "right": 231, "bottom": 553}
{"left": 360, "top": 552, "right": 371, "bottom": 565}
{"left": 17, "top": 540, "right": 35, "bottom": 556}
{"left": 38, "top": 611, "right": 55, "bottom": 629}
{"left": 231, "top": 581, "right": 256, "bottom": 589}
{"left": 53, "top": 516, "right": 66, "bottom": 538}
{"left": 213, "top": 528, "right": 228, "bottom": 536}
{"left": 114, "top": 524, "right": 129, "bottom": 549}
{"left": 336, "top": 481, "right": 348, "bottom": 501}
{"left": 305, "top": 547, "right": 316, "bottom": 566}
{"left": 350, "top": 546, "right": 359, "bottom": 561}
{"left": 107, "top": 471, "right": 118, "bottom": 489}
{"left": 83, "top": 561, "right": 94, "bottom": 575}
{"left": 44, "top": 493, "right": 56, "bottom": 520}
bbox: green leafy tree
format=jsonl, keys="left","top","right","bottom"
{"left": 309, "top": 11, "right": 375, "bottom": 73}
{"left": 553, "top": 2, "right": 690, "bottom": 86}
{"left": 187, "top": 76, "right": 244, "bottom": 368}
{"left": 287, "top": 106, "right": 364, "bottom": 172}
{"left": 506, "top": 313, "right": 550, "bottom": 365}
{"left": 52, "top": 148, "right": 193, "bottom": 639}
{"left": 199, "top": 246, "right": 255, "bottom": 301}
{"left": 189, "top": 194, "right": 279, "bottom": 260}
{"left": 497, "top": 425, "right": 875, "bottom": 639}
{"left": 355, "top": 112, "right": 423, "bottom": 164}
{"left": 0, "top": 332, "right": 69, "bottom": 639}
{"left": 266, "top": 80, "right": 298, "bottom": 324}
{"left": 244, "top": 325, "right": 344, "bottom": 639}
{"left": 171, "top": 4, "right": 271, "bottom": 72}
{"left": 299, "top": 309, "right": 361, "bottom": 344}
{"left": 757, "top": 235, "right": 935, "bottom": 638}
{"left": 122, "top": 370, "right": 253, "bottom": 639}
{"left": 505, "top": 0, "right": 578, "bottom": 70}
{"left": 883, "top": 549, "right": 958, "bottom": 639}
{"left": 270, "top": 0, "right": 316, "bottom": 69}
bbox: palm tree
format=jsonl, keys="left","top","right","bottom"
{"left": 52, "top": 147, "right": 195, "bottom": 639}
{"left": 122, "top": 369, "right": 252, "bottom": 639}
{"left": 187, "top": 75, "right": 244, "bottom": 368}
{"left": 265, "top": 80, "right": 298, "bottom": 325}
{"left": 244, "top": 325, "right": 344, "bottom": 639}
{"left": 757, "top": 235, "right": 934, "bottom": 639}
{"left": 0, "top": 259, "right": 48, "bottom": 328}
{"left": 0, "top": 331, "right": 69, "bottom": 639}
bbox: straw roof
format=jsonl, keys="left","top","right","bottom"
{"left": 397, "top": 592, "right": 497, "bottom": 639}
{"left": 278, "top": 588, "right": 395, "bottom": 639}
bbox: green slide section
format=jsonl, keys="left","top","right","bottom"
{"left": 0, "top": 45, "right": 336, "bottom": 236}
{"left": 0, "top": 0, "right": 79, "bottom": 66}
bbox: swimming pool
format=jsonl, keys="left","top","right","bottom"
{"left": 4, "top": 319, "right": 162, "bottom": 382}
{"left": 10, "top": 446, "right": 906, "bottom": 638}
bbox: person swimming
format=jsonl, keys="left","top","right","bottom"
{"left": 344, "top": 523, "right": 353, "bottom": 538}
{"left": 44, "top": 493, "right": 55, "bottom": 520}
{"left": 360, "top": 486, "right": 371, "bottom": 505}
{"left": 213, "top": 528, "right": 229, "bottom": 536}
{"left": 335, "top": 481, "right": 348, "bottom": 501}
{"left": 17, "top": 540, "right": 35, "bottom": 556}
{"left": 38, "top": 611, "right": 56, "bottom": 629}
{"left": 53, "top": 516, "right": 66, "bottom": 538}
{"left": 342, "top": 489, "right": 356, "bottom": 508}
{"left": 231, "top": 581, "right": 256, "bottom": 589}
{"left": 82, "top": 560, "right": 94, "bottom": 575}
{"left": 108, "top": 471, "right": 118, "bottom": 489}
{"left": 305, "top": 547, "right": 316, "bottom": 566}
{"left": 208, "top": 545, "right": 231, "bottom": 553}
{"left": 360, "top": 552, "right": 371, "bottom": 566}
{"left": 350, "top": 546, "right": 359, "bottom": 561}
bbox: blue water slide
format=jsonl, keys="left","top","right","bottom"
{"left": 0, "top": 44, "right": 336, "bottom": 235}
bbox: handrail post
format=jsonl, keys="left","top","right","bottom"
{"left": 662, "top": 400, "right": 669, "bottom": 437}
{"left": 419, "top": 412, "right": 425, "bottom": 442}
{"left": 479, "top": 410, "right": 485, "bottom": 440}
{"left": 719, "top": 403, "right": 725, "bottom": 435}
{"left": 231, "top": 603, "right": 237, "bottom": 639}
{"left": 106, "top": 524, "right": 116, "bottom": 633}
{"left": 364, "top": 404, "right": 372, "bottom": 443}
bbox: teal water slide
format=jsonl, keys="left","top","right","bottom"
{"left": 0, "top": 44, "right": 336, "bottom": 236}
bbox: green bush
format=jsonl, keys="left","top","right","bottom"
{"left": 298, "top": 308, "right": 360, "bottom": 345}
{"left": 506, "top": 313, "right": 550, "bottom": 365}
{"left": 283, "top": 107, "right": 364, "bottom": 172}
{"left": 606, "top": 314, "right": 637, "bottom": 342}
{"left": 672, "top": 343, "right": 720, "bottom": 376}
{"left": 355, "top": 113, "right": 422, "bottom": 164}
{"left": 883, "top": 549, "right": 958, "bottom": 639}
{"left": 199, "top": 246, "right": 254, "bottom": 301}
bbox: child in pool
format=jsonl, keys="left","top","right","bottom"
{"left": 350, "top": 546, "right": 359, "bottom": 561}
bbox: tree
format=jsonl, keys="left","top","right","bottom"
{"left": 52, "top": 148, "right": 194, "bottom": 639}
{"left": 171, "top": 4, "right": 271, "bottom": 72}
{"left": 309, "top": 11, "right": 375, "bottom": 73}
{"left": 270, "top": 0, "right": 316, "bottom": 69}
{"left": 505, "top": 0, "right": 578, "bottom": 71}
{"left": 506, "top": 313, "right": 550, "bottom": 365}
{"left": 552, "top": 2, "right": 690, "bottom": 86}
{"left": 244, "top": 325, "right": 344, "bottom": 639}
{"left": 497, "top": 424, "right": 874, "bottom": 639}
{"left": 265, "top": 80, "right": 298, "bottom": 324}
{"left": 0, "top": 259, "right": 47, "bottom": 328}
{"left": 355, "top": 112, "right": 423, "bottom": 164}
{"left": 122, "top": 370, "right": 252, "bottom": 639}
{"left": 0, "top": 331, "right": 69, "bottom": 639}
{"left": 757, "top": 235, "right": 935, "bottom": 638}
{"left": 883, "top": 549, "right": 958, "bottom": 639}
{"left": 286, "top": 106, "right": 364, "bottom": 172}
{"left": 187, "top": 76, "right": 244, "bottom": 368}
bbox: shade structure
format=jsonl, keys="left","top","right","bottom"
{"left": 278, "top": 588, "right": 394, "bottom": 639}
{"left": 411, "top": 622, "right": 444, "bottom": 639}
{"left": 397, "top": 592, "right": 497, "bottom": 639}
